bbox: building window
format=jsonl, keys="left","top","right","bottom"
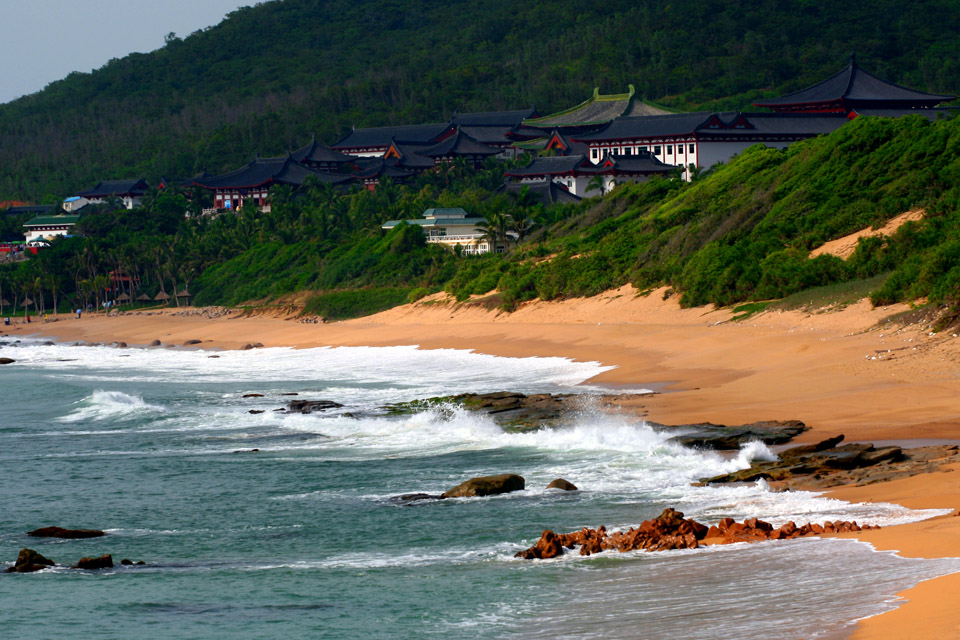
{"left": 689, "top": 143, "right": 695, "bottom": 154}
{"left": 624, "top": 148, "right": 632, "bottom": 156}
{"left": 654, "top": 145, "right": 661, "bottom": 155}
{"left": 667, "top": 145, "right": 673, "bottom": 155}
{"left": 591, "top": 148, "right": 598, "bottom": 159}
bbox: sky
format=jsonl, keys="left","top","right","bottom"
{"left": 0, "top": 0, "right": 251, "bottom": 104}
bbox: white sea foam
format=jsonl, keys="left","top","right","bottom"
{"left": 13, "top": 340, "right": 617, "bottom": 396}
{"left": 57, "top": 390, "right": 165, "bottom": 423}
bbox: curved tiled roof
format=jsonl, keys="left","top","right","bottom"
{"left": 77, "top": 178, "right": 148, "bottom": 198}
{"left": 332, "top": 122, "right": 453, "bottom": 150}
{"left": 419, "top": 129, "right": 500, "bottom": 157}
{"left": 292, "top": 138, "right": 356, "bottom": 164}
{"left": 452, "top": 108, "right": 536, "bottom": 127}
{"left": 754, "top": 60, "right": 955, "bottom": 110}
{"left": 194, "top": 156, "right": 351, "bottom": 189}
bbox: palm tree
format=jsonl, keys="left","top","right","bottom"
{"left": 586, "top": 175, "right": 606, "bottom": 197}
{"left": 476, "top": 211, "right": 512, "bottom": 254}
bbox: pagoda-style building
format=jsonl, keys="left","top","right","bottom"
{"left": 75, "top": 178, "right": 149, "bottom": 210}
{"left": 352, "top": 158, "right": 416, "bottom": 191}
{"left": 417, "top": 129, "right": 501, "bottom": 167}
{"left": 753, "top": 57, "right": 955, "bottom": 114}
{"left": 291, "top": 137, "right": 358, "bottom": 171}
{"left": 192, "top": 155, "right": 351, "bottom": 213}
{"left": 332, "top": 122, "right": 455, "bottom": 157}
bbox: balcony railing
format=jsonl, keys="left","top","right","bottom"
{"left": 426, "top": 234, "right": 485, "bottom": 242}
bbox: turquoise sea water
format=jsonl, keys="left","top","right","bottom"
{"left": 1, "top": 339, "right": 958, "bottom": 639}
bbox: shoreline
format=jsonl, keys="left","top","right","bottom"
{"left": 5, "top": 287, "right": 960, "bottom": 638}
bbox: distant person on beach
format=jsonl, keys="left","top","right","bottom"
{"left": 76, "top": 308, "right": 82, "bottom": 319}
{"left": 3, "top": 317, "right": 8, "bottom": 326}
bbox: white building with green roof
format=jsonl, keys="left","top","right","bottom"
{"left": 381, "top": 207, "right": 505, "bottom": 254}
{"left": 23, "top": 214, "right": 82, "bottom": 243}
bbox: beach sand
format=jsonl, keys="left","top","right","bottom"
{"left": 7, "top": 285, "right": 960, "bottom": 637}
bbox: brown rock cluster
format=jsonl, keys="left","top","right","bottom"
{"left": 704, "top": 516, "right": 877, "bottom": 543}
{"left": 515, "top": 508, "right": 706, "bottom": 559}
{"left": 514, "top": 508, "right": 880, "bottom": 560}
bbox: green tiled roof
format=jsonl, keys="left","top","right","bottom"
{"left": 24, "top": 214, "right": 82, "bottom": 226}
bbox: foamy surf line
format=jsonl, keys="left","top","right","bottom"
{"left": 7, "top": 338, "right": 625, "bottom": 394}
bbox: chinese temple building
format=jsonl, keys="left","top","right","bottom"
{"left": 753, "top": 57, "right": 955, "bottom": 113}
{"left": 291, "top": 137, "right": 358, "bottom": 171}
{"left": 191, "top": 155, "right": 351, "bottom": 213}
{"left": 75, "top": 178, "right": 149, "bottom": 209}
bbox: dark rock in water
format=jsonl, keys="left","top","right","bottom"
{"left": 149, "top": 340, "right": 162, "bottom": 347}
{"left": 249, "top": 410, "right": 265, "bottom": 414}
{"left": 7, "top": 548, "right": 55, "bottom": 573}
{"left": 442, "top": 473, "right": 525, "bottom": 498}
{"left": 233, "top": 448, "right": 260, "bottom": 453}
{"left": 383, "top": 391, "right": 578, "bottom": 432}
{"left": 208, "top": 355, "right": 220, "bottom": 358}
{"left": 42, "top": 341, "right": 56, "bottom": 346}
{"left": 546, "top": 478, "right": 578, "bottom": 491}
{"left": 121, "top": 558, "right": 133, "bottom": 565}
{"left": 115, "top": 342, "right": 127, "bottom": 348}
{"left": 0, "top": 357, "right": 14, "bottom": 365}
{"left": 695, "top": 435, "right": 948, "bottom": 489}
{"left": 653, "top": 419, "right": 808, "bottom": 450}
{"left": 183, "top": 339, "right": 202, "bottom": 346}
{"left": 240, "top": 342, "right": 265, "bottom": 350}
{"left": 242, "top": 393, "right": 264, "bottom": 398}
{"left": 281, "top": 392, "right": 299, "bottom": 396}
{"left": 136, "top": 560, "right": 145, "bottom": 565}
{"left": 286, "top": 399, "right": 343, "bottom": 414}
{"left": 74, "top": 554, "right": 113, "bottom": 570}
{"left": 389, "top": 493, "right": 445, "bottom": 504}
{"left": 28, "top": 526, "right": 105, "bottom": 539}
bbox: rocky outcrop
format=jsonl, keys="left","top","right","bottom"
{"left": 442, "top": 473, "right": 525, "bottom": 498}
{"left": 0, "top": 357, "right": 14, "bottom": 365}
{"left": 27, "top": 526, "right": 105, "bottom": 539}
{"left": 514, "top": 508, "right": 879, "bottom": 560}
{"left": 384, "top": 392, "right": 576, "bottom": 432}
{"left": 74, "top": 554, "right": 113, "bottom": 570}
{"left": 6, "top": 548, "right": 55, "bottom": 573}
{"left": 183, "top": 339, "right": 202, "bottom": 346}
{"left": 242, "top": 393, "right": 264, "bottom": 398}
{"left": 649, "top": 419, "right": 808, "bottom": 450}
{"left": 149, "top": 340, "right": 162, "bottom": 347}
{"left": 285, "top": 399, "right": 344, "bottom": 414}
{"left": 546, "top": 478, "right": 578, "bottom": 491}
{"left": 704, "top": 516, "right": 877, "bottom": 543}
{"left": 241, "top": 343, "right": 264, "bottom": 350}
{"left": 698, "top": 437, "right": 960, "bottom": 489}
{"left": 515, "top": 508, "right": 706, "bottom": 559}
{"left": 120, "top": 559, "right": 146, "bottom": 566}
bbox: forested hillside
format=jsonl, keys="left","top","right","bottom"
{"left": 3, "top": 0, "right": 960, "bottom": 200}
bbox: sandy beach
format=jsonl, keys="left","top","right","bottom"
{"left": 6, "top": 285, "right": 960, "bottom": 637}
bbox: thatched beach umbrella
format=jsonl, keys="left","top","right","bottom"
{"left": 116, "top": 292, "right": 131, "bottom": 303}
{"left": 136, "top": 292, "right": 152, "bottom": 303}
{"left": 0, "top": 298, "right": 9, "bottom": 307}
{"left": 176, "top": 289, "right": 191, "bottom": 298}
{"left": 154, "top": 291, "right": 171, "bottom": 303}
{"left": 22, "top": 296, "right": 34, "bottom": 307}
